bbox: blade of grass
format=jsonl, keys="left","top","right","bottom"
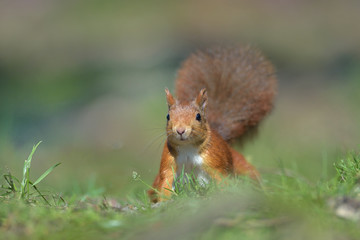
{"left": 30, "top": 181, "right": 51, "bottom": 206}
{"left": 5, "top": 174, "right": 20, "bottom": 185}
{"left": 32, "top": 163, "right": 61, "bottom": 186}
{"left": 132, "top": 171, "right": 160, "bottom": 194}
{"left": 4, "top": 174, "right": 16, "bottom": 192}
{"left": 20, "top": 141, "right": 42, "bottom": 199}
{"left": 4, "top": 173, "right": 21, "bottom": 194}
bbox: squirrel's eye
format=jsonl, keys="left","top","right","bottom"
{"left": 196, "top": 113, "right": 201, "bottom": 121}
{"left": 166, "top": 114, "right": 170, "bottom": 121}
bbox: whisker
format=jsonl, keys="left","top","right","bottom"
{"left": 155, "top": 138, "right": 166, "bottom": 153}
{"left": 141, "top": 132, "right": 168, "bottom": 154}
{"left": 141, "top": 127, "right": 166, "bottom": 135}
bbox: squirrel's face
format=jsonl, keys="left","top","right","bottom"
{"left": 165, "top": 88, "right": 209, "bottom": 146}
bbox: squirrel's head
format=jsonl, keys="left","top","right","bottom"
{"left": 165, "top": 88, "right": 209, "bottom": 146}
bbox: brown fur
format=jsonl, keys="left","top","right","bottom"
{"left": 176, "top": 45, "right": 277, "bottom": 142}
{"left": 149, "top": 46, "right": 276, "bottom": 202}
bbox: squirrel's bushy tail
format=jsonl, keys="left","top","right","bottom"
{"left": 175, "top": 45, "right": 277, "bottom": 142}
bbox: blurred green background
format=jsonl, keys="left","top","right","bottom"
{"left": 0, "top": 0, "right": 359, "bottom": 199}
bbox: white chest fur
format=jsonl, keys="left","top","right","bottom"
{"left": 173, "top": 145, "right": 210, "bottom": 187}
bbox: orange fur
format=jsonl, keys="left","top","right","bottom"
{"left": 148, "top": 141, "right": 175, "bottom": 202}
{"left": 149, "top": 46, "right": 276, "bottom": 202}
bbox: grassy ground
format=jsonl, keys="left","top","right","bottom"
{"left": 1, "top": 143, "right": 360, "bottom": 240}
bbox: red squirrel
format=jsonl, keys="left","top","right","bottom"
{"left": 149, "top": 46, "right": 277, "bottom": 202}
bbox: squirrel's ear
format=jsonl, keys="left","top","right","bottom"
{"left": 165, "top": 88, "right": 176, "bottom": 108}
{"left": 195, "top": 88, "right": 207, "bottom": 112}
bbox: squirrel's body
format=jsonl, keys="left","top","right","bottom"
{"left": 149, "top": 45, "right": 277, "bottom": 202}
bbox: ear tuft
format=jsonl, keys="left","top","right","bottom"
{"left": 165, "top": 88, "right": 176, "bottom": 108}
{"left": 195, "top": 88, "right": 207, "bottom": 111}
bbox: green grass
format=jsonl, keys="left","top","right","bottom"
{"left": 1, "top": 141, "right": 62, "bottom": 206}
{"left": 1, "top": 145, "right": 360, "bottom": 239}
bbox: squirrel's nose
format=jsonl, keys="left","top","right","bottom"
{"left": 176, "top": 127, "right": 185, "bottom": 136}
